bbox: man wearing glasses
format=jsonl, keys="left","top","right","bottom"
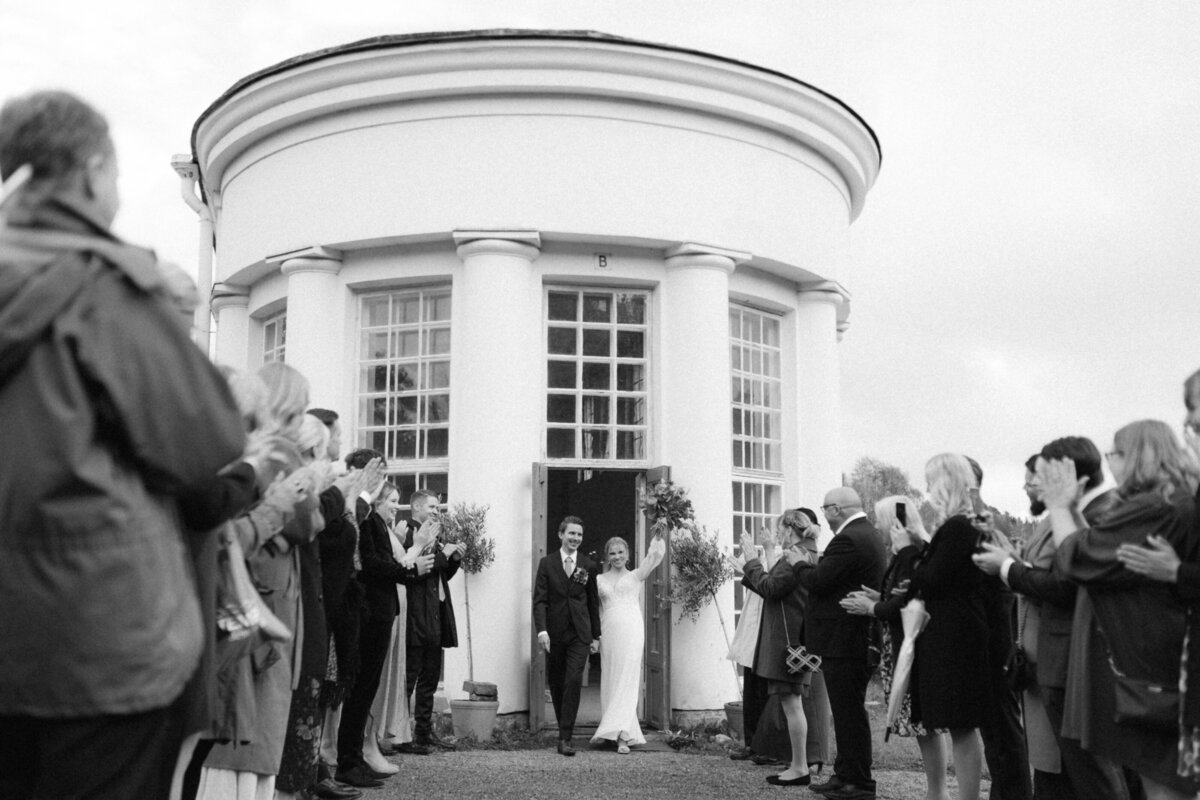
{"left": 789, "top": 487, "right": 886, "bottom": 800}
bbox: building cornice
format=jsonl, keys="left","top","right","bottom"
{"left": 194, "top": 32, "right": 880, "bottom": 222}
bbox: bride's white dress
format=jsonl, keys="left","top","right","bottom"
{"left": 591, "top": 537, "right": 666, "bottom": 745}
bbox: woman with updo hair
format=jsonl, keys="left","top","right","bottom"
{"left": 590, "top": 532, "right": 666, "bottom": 753}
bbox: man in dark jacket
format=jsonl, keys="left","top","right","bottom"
{"left": 0, "top": 90, "right": 245, "bottom": 800}
{"left": 795, "top": 487, "right": 886, "bottom": 800}
{"left": 403, "top": 488, "right": 465, "bottom": 751}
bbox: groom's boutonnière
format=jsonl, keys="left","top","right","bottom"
{"left": 571, "top": 567, "right": 589, "bottom": 586}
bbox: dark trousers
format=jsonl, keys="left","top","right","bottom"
{"left": 822, "top": 656, "right": 874, "bottom": 788}
{"left": 337, "top": 616, "right": 393, "bottom": 771}
{"left": 980, "top": 674, "right": 1032, "bottom": 800}
{"left": 1034, "top": 768, "right": 1078, "bottom": 800}
{"left": 1042, "top": 685, "right": 1131, "bottom": 800}
{"left": 742, "top": 667, "right": 768, "bottom": 743}
{"left": 406, "top": 642, "right": 443, "bottom": 739}
{"left": 546, "top": 632, "right": 589, "bottom": 741}
{"left": 0, "top": 705, "right": 181, "bottom": 800}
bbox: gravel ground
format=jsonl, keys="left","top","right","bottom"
{"left": 365, "top": 743, "right": 987, "bottom": 800}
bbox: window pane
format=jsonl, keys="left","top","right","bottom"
{"left": 423, "top": 328, "right": 451, "bottom": 355}
{"left": 581, "top": 395, "right": 610, "bottom": 425}
{"left": 423, "top": 428, "right": 448, "bottom": 458}
{"left": 548, "top": 327, "right": 576, "bottom": 355}
{"left": 548, "top": 292, "right": 578, "bottom": 321}
{"left": 362, "top": 364, "right": 388, "bottom": 392}
{"left": 582, "top": 429, "right": 609, "bottom": 459}
{"left": 264, "top": 325, "right": 277, "bottom": 352}
{"left": 731, "top": 408, "right": 742, "bottom": 435}
{"left": 547, "top": 428, "right": 575, "bottom": 458}
{"left": 392, "top": 363, "right": 418, "bottom": 392}
{"left": 582, "top": 294, "right": 611, "bottom": 322}
{"left": 364, "top": 296, "right": 390, "bottom": 327}
{"left": 424, "top": 294, "right": 451, "bottom": 322}
{"left": 732, "top": 482, "right": 743, "bottom": 511}
{"left": 424, "top": 472, "right": 449, "bottom": 501}
{"left": 581, "top": 363, "right": 610, "bottom": 390}
{"left": 616, "top": 294, "right": 645, "bottom": 324}
{"left": 367, "top": 430, "right": 387, "bottom": 453}
{"left": 547, "top": 394, "right": 575, "bottom": 423}
{"left": 729, "top": 310, "right": 740, "bottom": 338}
{"left": 394, "top": 430, "right": 417, "bottom": 459}
{"left": 730, "top": 345, "right": 741, "bottom": 371}
{"left": 395, "top": 296, "right": 420, "bottom": 325}
{"left": 582, "top": 329, "right": 610, "bottom": 357}
{"left": 548, "top": 361, "right": 576, "bottom": 389}
{"left": 366, "top": 397, "right": 387, "bottom": 426}
{"left": 616, "top": 430, "right": 643, "bottom": 459}
{"left": 616, "top": 330, "right": 643, "bottom": 358}
{"left": 616, "top": 364, "right": 644, "bottom": 391}
{"left": 765, "top": 484, "right": 782, "bottom": 512}
{"left": 397, "top": 331, "right": 419, "bottom": 358}
{"left": 763, "top": 317, "right": 780, "bottom": 347}
{"left": 395, "top": 475, "right": 417, "bottom": 503}
{"left": 732, "top": 440, "right": 743, "bottom": 468}
{"left": 616, "top": 396, "right": 644, "bottom": 425}
{"left": 422, "top": 394, "right": 450, "bottom": 423}
{"left": 396, "top": 396, "right": 417, "bottom": 425}
{"left": 364, "top": 331, "right": 389, "bottom": 360}
{"left": 423, "top": 361, "right": 450, "bottom": 389}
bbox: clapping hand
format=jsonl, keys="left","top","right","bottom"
{"left": 413, "top": 553, "right": 435, "bottom": 576}
{"left": 972, "top": 541, "right": 1010, "bottom": 576}
{"left": 839, "top": 589, "right": 876, "bottom": 617}
{"left": 738, "top": 532, "right": 757, "bottom": 564}
{"left": 442, "top": 541, "right": 466, "bottom": 560}
{"left": 1117, "top": 535, "right": 1181, "bottom": 583}
{"left": 361, "top": 457, "right": 386, "bottom": 500}
{"left": 413, "top": 517, "right": 440, "bottom": 552}
{"left": 1037, "top": 458, "right": 1084, "bottom": 511}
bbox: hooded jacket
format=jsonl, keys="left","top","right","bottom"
{"left": 0, "top": 196, "right": 244, "bottom": 717}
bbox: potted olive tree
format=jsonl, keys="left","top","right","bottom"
{"left": 437, "top": 503, "right": 498, "bottom": 740}
{"left": 643, "top": 482, "right": 741, "bottom": 734}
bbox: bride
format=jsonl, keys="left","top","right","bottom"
{"left": 591, "top": 532, "right": 667, "bottom": 753}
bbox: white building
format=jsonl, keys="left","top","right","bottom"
{"left": 186, "top": 29, "right": 879, "bottom": 728}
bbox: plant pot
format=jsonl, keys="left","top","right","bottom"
{"left": 724, "top": 700, "right": 744, "bottom": 741}
{"left": 449, "top": 698, "right": 499, "bottom": 741}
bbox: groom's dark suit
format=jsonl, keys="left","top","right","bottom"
{"left": 533, "top": 550, "right": 601, "bottom": 742}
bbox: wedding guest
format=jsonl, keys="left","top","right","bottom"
{"left": 0, "top": 90, "right": 245, "bottom": 800}
{"left": 908, "top": 454, "right": 988, "bottom": 800}
{"left": 841, "top": 496, "right": 948, "bottom": 800}
{"left": 796, "top": 488, "right": 887, "bottom": 800}
{"left": 1044, "top": 420, "right": 1200, "bottom": 800}
{"left": 740, "top": 510, "right": 816, "bottom": 787}
{"left": 590, "top": 533, "right": 666, "bottom": 753}
{"left": 976, "top": 442, "right": 1130, "bottom": 800}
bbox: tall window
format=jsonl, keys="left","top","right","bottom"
{"left": 730, "top": 305, "right": 784, "bottom": 622}
{"left": 357, "top": 288, "right": 450, "bottom": 464}
{"left": 263, "top": 312, "right": 286, "bottom": 363}
{"left": 544, "top": 289, "right": 649, "bottom": 461}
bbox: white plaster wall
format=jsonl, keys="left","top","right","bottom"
{"left": 214, "top": 109, "right": 846, "bottom": 281}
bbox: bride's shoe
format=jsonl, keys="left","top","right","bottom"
{"left": 617, "top": 736, "right": 630, "bottom": 755}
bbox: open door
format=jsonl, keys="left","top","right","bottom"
{"left": 641, "top": 465, "right": 672, "bottom": 730}
{"left": 529, "top": 462, "right": 549, "bottom": 731}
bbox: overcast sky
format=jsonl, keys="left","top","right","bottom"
{"left": 5, "top": 1, "right": 1197, "bottom": 518}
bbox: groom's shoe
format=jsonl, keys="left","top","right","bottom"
{"left": 809, "top": 775, "right": 847, "bottom": 794}
{"left": 557, "top": 740, "right": 576, "bottom": 757}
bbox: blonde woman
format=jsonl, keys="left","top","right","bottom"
{"left": 842, "top": 496, "right": 947, "bottom": 800}
{"left": 908, "top": 454, "right": 988, "bottom": 800}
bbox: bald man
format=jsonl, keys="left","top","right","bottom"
{"left": 791, "top": 487, "right": 887, "bottom": 800}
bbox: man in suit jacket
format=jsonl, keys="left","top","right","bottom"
{"left": 977, "top": 438, "right": 1130, "bottom": 800}
{"left": 533, "top": 516, "right": 601, "bottom": 756}
{"left": 793, "top": 487, "right": 886, "bottom": 800}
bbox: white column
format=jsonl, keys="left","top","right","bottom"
{"left": 446, "top": 232, "right": 543, "bottom": 715}
{"left": 279, "top": 250, "right": 344, "bottom": 410}
{"left": 210, "top": 285, "right": 250, "bottom": 370}
{"left": 794, "top": 281, "right": 848, "bottom": 551}
{"left": 660, "top": 243, "right": 744, "bottom": 712}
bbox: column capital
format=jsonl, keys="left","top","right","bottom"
{"left": 664, "top": 242, "right": 750, "bottom": 275}
{"left": 453, "top": 230, "right": 541, "bottom": 262}
{"left": 269, "top": 245, "right": 343, "bottom": 276}
{"left": 210, "top": 283, "right": 250, "bottom": 313}
{"left": 797, "top": 280, "right": 851, "bottom": 306}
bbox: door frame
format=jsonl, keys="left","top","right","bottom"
{"left": 528, "top": 463, "right": 672, "bottom": 732}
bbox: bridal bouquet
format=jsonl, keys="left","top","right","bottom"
{"left": 642, "top": 480, "right": 695, "bottom": 537}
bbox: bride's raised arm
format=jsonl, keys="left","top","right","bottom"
{"left": 634, "top": 534, "right": 667, "bottom": 581}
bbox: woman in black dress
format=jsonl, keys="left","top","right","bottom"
{"left": 909, "top": 454, "right": 988, "bottom": 800}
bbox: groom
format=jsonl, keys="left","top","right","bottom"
{"left": 533, "top": 516, "right": 601, "bottom": 756}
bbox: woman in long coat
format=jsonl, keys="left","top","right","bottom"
{"left": 909, "top": 453, "right": 989, "bottom": 800}
{"left": 740, "top": 509, "right": 817, "bottom": 787}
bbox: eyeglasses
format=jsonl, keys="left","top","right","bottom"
{"left": 820, "top": 503, "right": 840, "bottom": 513}
{"left": 1105, "top": 450, "right": 1124, "bottom": 460}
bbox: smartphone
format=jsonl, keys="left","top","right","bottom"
{"left": 895, "top": 502, "right": 907, "bottom": 527}
{"left": 968, "top": 487, "right": 987, "bottom": 517}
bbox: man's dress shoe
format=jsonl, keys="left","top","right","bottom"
{"left": 557, "top": 740, "right": 576, "bottom": 757}
{"left": 333, "top": 766, "right": 384, "bottom": 789}
{"left": 311, "top": 779, "right": 363, "bottom": 799}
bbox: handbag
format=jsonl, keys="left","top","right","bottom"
{"left": 1004, "top": 601, "right": 1036, "bottom": 693}
{"left": 781, "top": 602, "right": 822, "bottom": 675}
{"left": 1109, "top": 657, "right": 1179, "bottom": 732}
{"left": 215, "top": 524, "right": 292, "bottom": 643}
